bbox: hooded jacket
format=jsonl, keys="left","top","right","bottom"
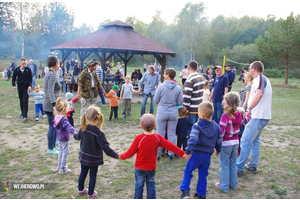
{"left": 185, "top": 119, "right": 222, "bottom": 155}
{"left": 219, "top": 111, "right": 251, "bottom": 146}
{"left": 154, "top": 80, "right": 183, "bottom": 112}
{"left": 54, "top": 115, "right": 76, "bottom": 142}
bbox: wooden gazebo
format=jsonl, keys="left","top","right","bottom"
{"left": 50, "top": 20, "right": 176, "bottom": 81}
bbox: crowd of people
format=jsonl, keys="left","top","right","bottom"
{"left": 9, "top": 56, "right": 272, "bottom": 199}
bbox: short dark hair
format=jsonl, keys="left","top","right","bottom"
{"left": 251, "top": 61, "right": 264, "bottom": 73}
{"left": 47, "top": 56, "right": 58, "bottom": 67}
{"left": 164, "top": 68, "right": 176, "bottom": 80}
{"left": 188, "top": 60, "right": 198, "bottom": 71}
{"left": 21, "top": 58, "right": 26, "bottom": 62}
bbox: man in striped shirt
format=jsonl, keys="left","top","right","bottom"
{"left": 183, "top": 60, "right": 205, "bottom": 131}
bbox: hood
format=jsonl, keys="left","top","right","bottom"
{"left": 230, "top": 111, "right": 243, "bottom": 126}
{"left": 196, "top": 119, "right": 219, "bottom": 139}
{"left": 53, "top": 115, "right": 64, "bottom": 128}
{"left": 163, "top": 80, "right": 177, "bottom": 90}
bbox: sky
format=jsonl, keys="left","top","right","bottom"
{"left": 64, "top": 0, "right": 300, "bottom": 30}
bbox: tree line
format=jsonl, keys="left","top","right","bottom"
{"left": 0, "top": 2, "right": 299, "bottom": 83}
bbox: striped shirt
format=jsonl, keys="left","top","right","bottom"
{"left": 95, "top": 66, "right": 103, "bottom": 84}
{"left": 183, "top": 72, "right": 205, "bottom": 114}
{"left": 28, "top": 91, "right": 44, "bottom": 104}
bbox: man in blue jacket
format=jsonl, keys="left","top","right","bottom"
{"left": 27, "top": 59, "right": 37, "bottom": 88}
{"left": 225, "top": 64, "right": 235, "bottom": 92}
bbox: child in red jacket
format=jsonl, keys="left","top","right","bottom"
{"left": 119, "top": 114, "right": 191, "bottom": 199}
{"left": 65, "top": 92, "right": 79, "bottom": 127}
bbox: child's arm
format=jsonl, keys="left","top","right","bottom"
{"left": 61, "top": 118, "right": 76, "bottom": 134}
{"left": 120, "top": 86, "right": 124, "bottom": 100}
{"left": 158, "top": 134, "right": 186, "bottom": 158}
{"left": 214, "top": 126, "right": 223, "bottom": 155}
{"left": 73, "top": 130, "right": 82, "bottom": 140}
{"left": 72, "top": 98, "right": 79, "bottom": 104}
{"left": 185, "top": 125, "right": 200, "bottom": 155}
{"left": 104, "top": 91, "right": 113, "bottom": 98}
{"left": 98, "top": 132, "right": 119, "bottom": 159}
{"left": 119, "top": 136, "right": 140, "bottom": 160}
{"left": 219, "top": 114, "right": 228, "bottom": 137}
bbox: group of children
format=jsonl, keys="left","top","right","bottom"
{"left": 49, "top": 82, "right": 250, "bottom": 199}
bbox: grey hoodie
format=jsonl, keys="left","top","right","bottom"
{"left": 155, "top": 80, "right": 183, "bottom": 112}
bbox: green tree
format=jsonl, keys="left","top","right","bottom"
{"left": 256, "top": 13, "right": 300, "bottom": 84}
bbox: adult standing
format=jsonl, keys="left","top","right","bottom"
{"left": 76, "top": 60, "right": 106, "bottom": 117}
{"left": 9, "top": 60, "right": 15, "bottom": 71}
{"left": 57, "top": 62, "right": 66, "bottom": 94}
{"left": 116, "top": 62, "right": 122, "bottom": 71}
{"left": 155, "top": 68, "right": 183, "bottom": 159}
{"left": 204, "top": 67, "right": 213, "bottom": 91}
{"left": 209, "top": 65, "right": 229, "bottom": 124}
{"left": 137, "top": 66, "right": 160, "bottom": 116}
{"left": 12, "top": 58, "right": 32, "bottom": 121}
{"left": 27, "top": 59, "right": 38, "bottom": 88}
{"left": 182, "top": 60, "right": 205, "bottom": 126}
{"left": 95, "top": 62, "right": 106, "bottom": 106}
{"left": 225, "top": 64, "right": 235, "bottom": 92}
{"left": 143, "top": 62, "right": 147, "bottom": 73}
{"left": 181, "top": 65, "right": 189, "bottom": 86}
{"left": 66, "top": 60, "right": 71, "bottom": 74}
{"left": 236, "top": 61, "right": 272, "bottom": 176}
{"left": 137, "top": 69, "right": 143, "bottom": 80}
{"left": 70, "top": 58, "right": 75, "bottom": 75}
{"left": 43, "top": 56, "right": 61, "bottom": 154}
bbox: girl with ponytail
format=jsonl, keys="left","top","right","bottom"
{"left": 73, "top": 105, "right": 119, "bottom": 199}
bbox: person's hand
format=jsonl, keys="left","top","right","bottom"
{"left": 215, "top": 151, "right": 219, "bottom": 156}
{"left": 245, "top": 111, "right": 251, "bottom": 117}
{"left": 182, "top": 154, "right": 192, "bottom": 160}
{"left": 103, "top": 91, "right": 107, "bottom": 96}
{"left": 76, "top": 94, "right": 81, "bottom": 100}
{"left": 137, "top": 89, "right": 141, "bottom": 93}
{"left": 13, "top": 86, "right": 16, "bottom": 90}
{"left": 120, "top": 97, "right": 122, "bottom": 101}
{"left": 27, "top": 86, "right": 31, "bottom": 92}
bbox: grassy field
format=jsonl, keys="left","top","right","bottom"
{"left": 0, "top": 72, "right": 299, "bottom": 199}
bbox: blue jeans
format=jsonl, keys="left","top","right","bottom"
{"left": 212, "top": 101, "right": 223, "bottom": 124}
{"left": 180, "top": 153, "right": 211, "bottom": 196}
{"left": 134, "top": 168, "right": 156, "bottom": 199}
{"left": 219, "top": 145, "right": 238, "bottom": 192}
{"left": 140, "top": 93, "right": 154, "bottom": 116}
{"left": 35, "top": 104, "right": 45, "bottom": 118}
{"left": 78, "top": 164, "right": 98, "bottom": 195}
{"left": 236, "top": 118, "right": 270, "bottom": 171}
{"left": 188, "top": 114, "right": 198, "bottom": 136}
{"left": 32, "top": 75, "right": 36, "bottom": 88}
{"left": 98, "top": 88, "right": 106, "bottom": 104}
{"left": 47, "top": 113, "right": 56, "bottom": 150}
{"left": 60, "top": 81, "right": 66, "bottom": 94}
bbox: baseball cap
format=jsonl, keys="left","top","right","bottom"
{"left": 112, "top": 85, "right": 120, "bottom": 91}
{"left": 140, "top": 114, "right": 156, "bottom": 131}
{"left": 225, "top": 64, "right": 232, "bottom": 68}
{"left": 65, "top": 92, "right": 73, "bottom": 100}
{"left": 214, "top": 65, "right": 222, "bottom": 69}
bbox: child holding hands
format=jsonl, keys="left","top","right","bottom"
{"left": 73, "top": 105, "right": 119, "bottom": 199}
{"left": 65, "top": 92, "right": 79, "bottom": 126}
{"left": 28, "top": 84, "right": 46, "bottom": 121}
{"left": 120, "top": 75, "right": 138, "bottom": 118}
{"left": 176, "top": 106, "right": 193, "bottom": 150}
{"left": 180, "top": 102, "right": 222, "bottom": 199}
{"left": 105, "top": 85, "right": 121, "bottom": 121}
{"left": 119, "top": 114, "right": 191, "bottom": 199}
{"left": 215, "top": 92, "right": 251, "bottom": 193}
{"left": 54, "top": 97, "right": 76, "bottom": 174}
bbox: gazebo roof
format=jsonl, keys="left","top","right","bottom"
{"left": 51, "top": 20, "right": 176, "bottom": 57}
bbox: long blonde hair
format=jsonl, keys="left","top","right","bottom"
{"left": 223, "top": 92, "right": 240, "bottom": 119}
{"left": 55, "top": 97, "right": 69, "bottom": 115}
{"left": 81, "top": 105, "right": 104, "bottom": 131}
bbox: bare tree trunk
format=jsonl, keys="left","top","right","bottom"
{"left": 10, "top": 32, "right": 16, "bottom": 60}
{"left": 285, "top": 60, "right": 288, "bottom": 84}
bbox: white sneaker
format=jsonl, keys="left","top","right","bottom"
{"left": 42, "top": 115, "right": 46, "bottom": 118}
{"left": 36, "top": 118, "right": 39, "bottom": 121}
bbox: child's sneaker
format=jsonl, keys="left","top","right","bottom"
{"left": 180, "top": 190, "right": 190, "bottom": 199}
{"left": 77, "top": 188, "right": 88, "bottom": 196}
{"left": 42, "top": 115, "right": 46, "bottom": 118}
{"left": 35, "top": 118, "right": 39, "bottom": 121}
{"left": 122, "top": 115, "right": 126, "bottom": 118}
{"left": 88, "top": 191, "right": 97, "bottom": 199}
{"left": 59, "top": 167, "right": 72, "bottom": 174}
{"left": 47, "top": 149, "right": 59, "bottom": 155}
{"left": 245, "top": 164, "right": 257, "bottom": 174}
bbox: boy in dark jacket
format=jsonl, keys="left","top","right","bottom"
{"left": 180, "top": 102, "right": 222, "bottom": 199}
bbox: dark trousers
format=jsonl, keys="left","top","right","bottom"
{"left": 78, "top": 164, "right": 98, "bottom": 195}
{"left": 177, "top": 136, "right": 188, "bottom": 151}
{"left": 182, "top": 78, "right": 187, "bottom": 86}
{"left": 67, "top": 112, "right": 74, "bottom": 127}
{"left": 18, "top": 89, "right": 29, "bottom": 118}
{"left": 109, "top": 106, "right": 118, "bottom": 119}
